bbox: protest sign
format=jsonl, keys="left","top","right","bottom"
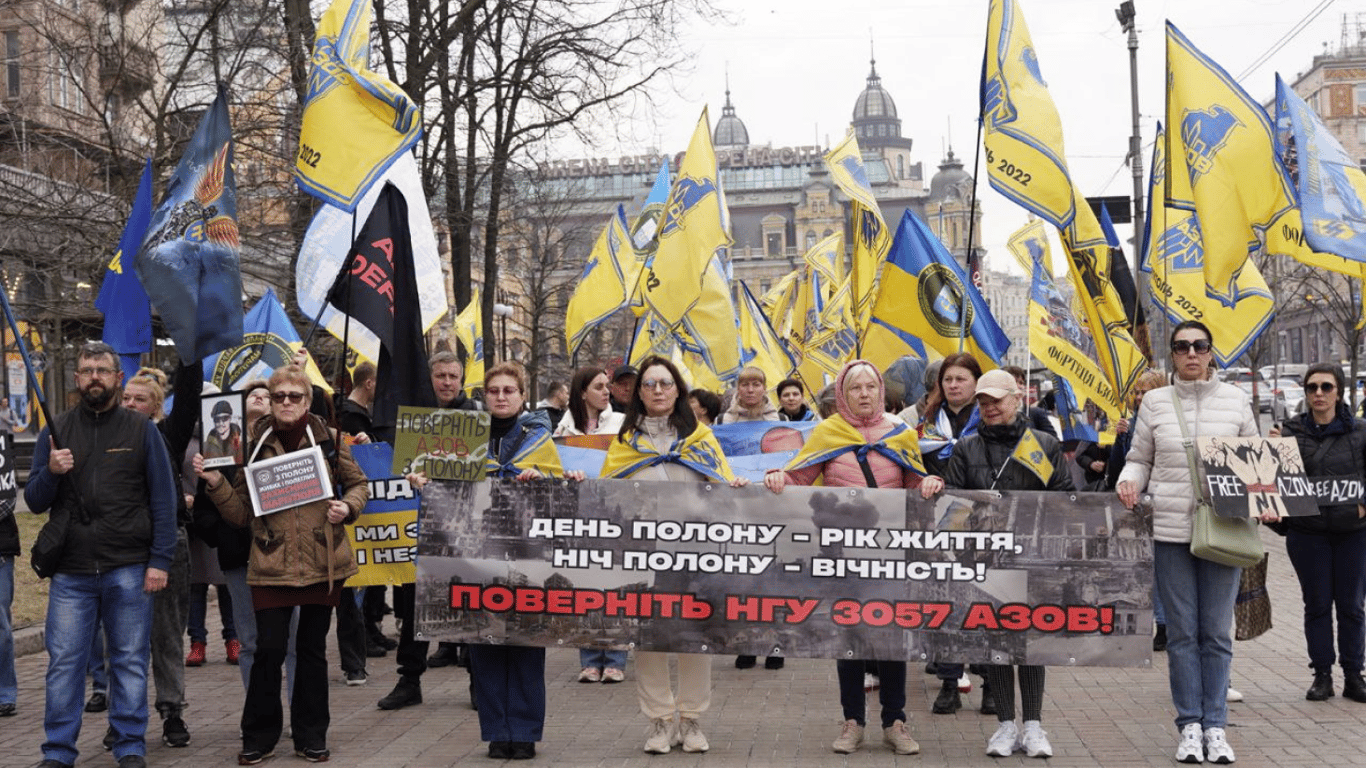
{"left": 346, "top": 442, "right": 420, "bottom": 586}
{"left": 0, "top": 432, "right": 14, "bottom": 524}
{"left": 393, "top": 407, "right": 490, "bottom": 480}
{"left": 200, "top": 392, "right": 245, "bottom": 469}
{"left": 1197, "top": 436, "right": 1317, "bottom": 518}
{"left": 414, "top": 480, "right": 1154, "bottom": 667}
{"left": 246, "top": 445, "right": 332, "bottom": 516}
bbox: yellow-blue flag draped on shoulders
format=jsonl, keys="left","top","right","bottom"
{"left": 600, "top": 424, "right": 735, "bottom": 483}
{"left": 785, "top": 416, "right": 925, "bottom": 478}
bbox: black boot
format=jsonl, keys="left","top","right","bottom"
{"left": 932, "top": 678, "right": 961, "bottom": 714}
{"left": 1343, "top": 670, "right": 1366, "bottom": 703}
{"left": 734, "top": 655, "right": 757, "bottom": 669}
{"left": 979, "top": 680, "right": 997, "bottom": 716}
{"left": 764, "top": 656, "right": 785, "bottom": 670}
{"left": 1152, "top": 624, "right": 1167, "bottom": 652}
{"left": 1306, "top": 671, "right": 1334, "bottom": 701}
{"left": 378, "top": 676, "right": 423, "bottom": 710}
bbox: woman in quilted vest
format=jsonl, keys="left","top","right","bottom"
{"left": 1117, "top": 321, "right": 1257, "bottom": 765}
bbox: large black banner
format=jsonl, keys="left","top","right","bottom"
{"left": 414, "top": 480, "right": 1155, "bottom": 667}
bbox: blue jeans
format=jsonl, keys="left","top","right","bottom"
{"left": 44, "top": 564, "right": 153, "bottom": 764}
{"left": 0, "top": 556, "right": 16, "bottom": 706}
{"left": 1285, "top": 527, "right": 1366, "bottom": 673}
{"left": 1154, "top": 542, "right": 1239, "bottom": 729}
{"left": 579, "top": 648, "right": 627, "bottom": 670}
{"left": 88, "top": 627, "right": 108, "bottom": 694}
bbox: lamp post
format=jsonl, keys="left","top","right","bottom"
{"left": 492, "top": 302, "right": 512, "bottom": 361}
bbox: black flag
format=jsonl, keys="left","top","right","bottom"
{"left": 328, "top": 183, "right": 434, "bottom": 440}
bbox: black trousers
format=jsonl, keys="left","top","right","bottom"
{"left": 243, "top": 604, "right": 333, "bottom": 753}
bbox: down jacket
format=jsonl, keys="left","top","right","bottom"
{"left": 207, "top": 413, "right": 369, "bottom": 587}
{"left": 1117, "top": 377, "right": 1256, "bottom": 543}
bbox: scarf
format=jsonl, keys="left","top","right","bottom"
{"left": 600, "top": 422, "right": 734, "bottom": 483}
{"left": 485, "top": 414, "right": 563, "bottom": 479}
{"left": 918, "top": 403, "right": 980, "bottom": 461}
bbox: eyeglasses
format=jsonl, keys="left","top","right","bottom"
{"left": 641, "top": 378, "right": 676, "bottom": 391}
{"left": 1170, "top": 339, "right": 1212, "bottom": 355}
{"left": 76, "top": 367, "right": 116, "bottom": 378}
{"left": 270, "top": 391, "right": 307, "bottom": 403}
{"left": 485, "top": 387, "right": 520, "bottom": 397}
{"left": 1305, "top": 382, "right": 1337, "bottom": 394}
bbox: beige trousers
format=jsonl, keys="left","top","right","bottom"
{"left": 635, "top": 651, "right": 712, "bottom": 720}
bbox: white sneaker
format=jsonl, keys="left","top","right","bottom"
{"left": 1175, "top": 723, "right": 1204, "bottom": 763}
{"left": 1204, "top": 727, "right": 1235, "bottom": 764}
{"left": 958, "top": 673, "right": 973, "bottom": 693}
{"left": 643, "top": 718, "right": 675, "bottom": 754}
{"left": 832, "top": 719, "right": 864, "bottom": 754}
{"left": 1225, "top": 686, "right": 1243, "bottom": 702}
{"left": 882, "top": 720, "right": 920, "bottom": 755}
{"left": 986, "top": 720, "right": 1020, "bottom": 757}
{"left": 863, "top": 672, "right": 880, "bottom": 691}
{"left": 1020, "top": 720, "right": 1052, "bottom": 758}
{"left": 678, "top": 717, "right": 709, "bottom": 753}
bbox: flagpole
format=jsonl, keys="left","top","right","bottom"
{"left": 960, "top": 112, "right": 987, "bottom": 354}
{"left": 337, "top": 211, "right": 356, "bottom": 394}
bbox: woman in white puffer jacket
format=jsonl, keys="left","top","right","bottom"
{"left": 1116, "top": 320, "right": 1256, "bottom": 765}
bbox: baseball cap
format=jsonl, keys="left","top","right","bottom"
{"left": 975, "top": 369, "right": 1021, "bottom": 400}
{"left": 612, "top": 364, "right": 638, "bottom": 382}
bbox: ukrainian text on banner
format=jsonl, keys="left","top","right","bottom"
{"left": 346, "top": 442, "right": 419, "bottom": 586}
{"left": 414, "top": 480, "right": 1154, "bottom": 667}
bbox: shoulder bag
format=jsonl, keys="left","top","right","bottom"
{"left": 1171, "top": 389, "right": 1264, "bottom": 568}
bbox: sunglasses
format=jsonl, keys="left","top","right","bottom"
{"left": 1170, "top": 339, "right": 1212, "bottom": 355}
{"left": 213, "top": 415, "right": 232, "bottom": 422}
{"left": 270, "top": 391, "right": 307, "bottom": 403}
{"left": 1304, "top": 382, "right": 1337, "bottom": 394}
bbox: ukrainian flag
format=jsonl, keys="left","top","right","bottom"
{"left": 825, "top": 130, "right": 890, "bottom": 334}
{"left": 1276, "top": 75, "right": 1366, "bottom": 264}
{"left": 1146, "top": 123, "right": 1274, "bottom": 367}
{"left": 982, "top": 0, "right": 1077, "bottom": 229}
{"left": 737, "top": 281, "right": 796, "bottom": 390}
{"left": 296, "top": 0, "right": 422, "bottom": 212}
{"left": 1165, "top": 22, "right": 1295, "bottom": 307}
{"left": 1011, "top": 427, "right": 1054, "bottom": 485}
{"left": 454, "top": 291, "right": 484, "bottom": 392}
{"left": 862, "top": 210, "right": 1009, "bottom": 370}
{"left": 640, "top": 109, "right": 730, "bottom": 327}
{"left": 1027, "top": 252, "right": 1123, "bottom": 418}
{"left": 565, "top": 206, "right": 633, "bottom": 357}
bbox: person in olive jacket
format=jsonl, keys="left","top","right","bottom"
{"left": 195, "top": 365, "right": 369, "bottom": 765}
{"left": 1274, "top": 363, "right": 1366, "bottom": 704}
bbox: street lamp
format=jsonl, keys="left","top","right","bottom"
{"left": 492, "top": 302, "right": 513, "bottom": 361}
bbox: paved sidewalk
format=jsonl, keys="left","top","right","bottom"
{"left": 5, "top": 528, "right": 1365, "bottom": 767}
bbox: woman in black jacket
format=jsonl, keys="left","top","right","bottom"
{"left": 1276, "top": 363, "right": 1366, "bottom": 704}
{"left": 940, "top": 369, "right": 1073, "bottom": 759}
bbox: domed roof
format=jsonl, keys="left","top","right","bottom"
{"left": 853, "top": 57, "right": 898, "bottom": 121}
{"left": 712, "top": 87, "right": 749, "bottom": 148}
{"left": 929, "top": 148, "right": 973, "bottom": 203}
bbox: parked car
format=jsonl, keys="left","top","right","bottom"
{"left": 1270, "top": 378, "right": 1304, "bottom": 423}
{"left": 1223, "top": 369, "right": 1269, "bottom": 412}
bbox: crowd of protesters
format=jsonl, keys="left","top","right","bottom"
{"left": 5, "top": 323, "right": 1362, "bottom": 767}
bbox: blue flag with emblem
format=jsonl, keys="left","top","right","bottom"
{"left": 135, "top": 86, "right": 243, "bottom": 362}
{"left": 96, "top": 158, "right": 155, "bottom": 381}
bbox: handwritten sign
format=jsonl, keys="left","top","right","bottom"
{"left": 1198, "top": 436, "right": 1317, "bottom": 518}
{"left": 392, "top": 407, "right": 490, "bottom": 481}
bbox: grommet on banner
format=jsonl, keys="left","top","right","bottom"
{"left": 1068, "top": 657, "right": 1076, "bottom": 665}
{"left": 556, "top": 639, "right": 564, "bottom": 645}
{"left": 847, "top": 489, "right": 859, "bottom": 498}
{"left": 704, "top": 484, "right": 713, "bottom": 492}
{"left": 845, "top": 650, "right": 855, "bottom": 657}
{"left": 700, "top": 644, "right": 708, "bottom": 651}
{"left": 771, "top": 647, "right": 781, "bottom": 655}
{"left": 1069, "top": 494, "right": 1077, "bottom": 502}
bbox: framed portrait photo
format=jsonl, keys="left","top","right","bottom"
{"left": 201, "top": 391, "right": 247, "bottom": 469}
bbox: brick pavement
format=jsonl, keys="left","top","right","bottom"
{"left": 5, "top": 527, "right": 1365, "bottom": 767}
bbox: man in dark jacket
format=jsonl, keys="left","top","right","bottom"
{"left": 25, "top": 342, "right": 177, "bottom": 768}
{"left": 378, "top": 351, "right": 480, "bottom": 711}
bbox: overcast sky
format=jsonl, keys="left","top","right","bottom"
{"left": 558, "top": 0, "right": 1348, "bottom": 275}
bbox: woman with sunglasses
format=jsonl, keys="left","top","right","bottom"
{"left": 196, "top": 365, "right": 369, "bottom": 765}
{"left": 600, "top": 356, "right": 748, "bottom": 755}
{"left": 1116, "top": 321, "right": 1257, "bottom": 765}
{"left": 1273, "top": 364, "right": 1366, "bottom": 704}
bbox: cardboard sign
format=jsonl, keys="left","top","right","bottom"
{"left": 246, "top": 445, "right": 332, "bottom": 516}
{"left": 1197, "top": 436, "right": 1318, "bottom": 518}
{"left": 392, "top": 407, "right": 490, "bottom": 481}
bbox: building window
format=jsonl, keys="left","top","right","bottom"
{"left": 766, "top": 232, "right": 782, "bottom": 256}
{"left": 897, "top": 155, "right": 905, "bottom": 179}
{"left": 4, "top": 31, "right": 18, "bottom": 99}
{"left": 1357, "top": 84, "right": 1366, "bottom": 114}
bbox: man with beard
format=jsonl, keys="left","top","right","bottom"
{"left": 26, "top": 342, "right": 177, "bottom": 768}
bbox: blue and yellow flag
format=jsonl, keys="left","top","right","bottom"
{"left": 1166, "top": 22, "right": 1295, "bottom": 307}
{"left": 136, "top": 86, "right": 243, "bottom": 362}
{"left": 981, "top": 0, "right": 1077, "bottom": 229}
{"left": 802, "top": 277, "right": 859, "bottom": 385}
{"left": 737, "top": 281, "right": 796, "bottom": 390}
{"left": 96, "top": 158, "right": 154, "bottom": 381}
{"left": 825, "top": 130, "right": 890, "bottom": 335}
{"left": 1011, "top": 428, "right": 1053, "bottom": 485}
{"left": 203, "top": 290, "right": 329, "bottom": 393}
{"left": 640, "top": 109, "right": 730, "bottom": 326}
{"left": 487, "top": 418, "right": 563, "bottom": 479}
{"left": 785, "top": 415, "right": 925, "bottom": 478}
{"left": 804, "top": 231, "right": 845, "bottom": 288}
{"left": 566, "top": 206, "right": 633, "bottom": 357}
{"left": 628, "top": 160, "right": 672, "bottom": 316}
{"left": 676, "top": 254, "right": 742, "bottom": 384}
{"left": 1006, "top": 218, "right": 1051, "bottom": 278}
{"left": 296, "top": 0, "right": 422, "bottom": 211}
{"left": 600, "top": 424, "right": 735, "bottom": 483}
{"left": 1146, "top": 122, "right": 1275, "bottom": 366}
{"left": 1276, "top": 75, "right": 1366, "bottom": 263}
{"left": 1027, "top": 250, "right": 1122, "bottom": 418}
{"left": 454, "top": 291, "right": 484, "bottom": 392}
{"left": 863, "top": 210, "right": 1009, "bottom": 370}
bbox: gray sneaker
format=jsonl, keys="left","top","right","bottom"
{"left": 643, "top": 718, "right": 675, "bottom": 754}
{"left": 832, "top": 719, "right": 864, "bottom": 754}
